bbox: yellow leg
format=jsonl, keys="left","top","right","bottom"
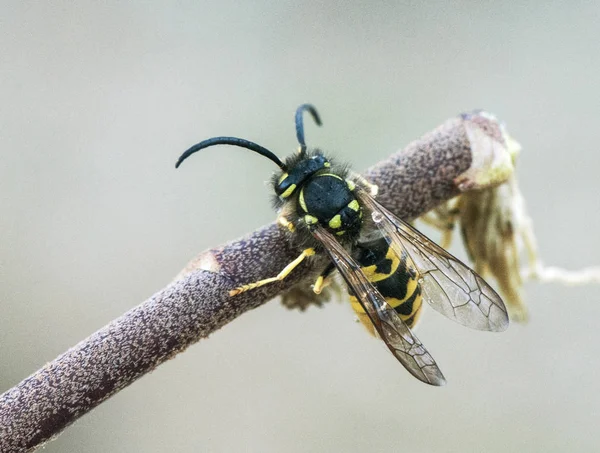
{"left": 313, "top": 275, "right": 326, "bottom": 294}
{"left": 440, "top": 229, "right": 454, "bottom": 250}
{"left": 418, "top": 212, "right": 451, "bottom": 230}
{"left": 312, "top": 263, "right": 335, "bottom": 294}
{"left": 229, "top": 248, "right": 315, "bottom": 296}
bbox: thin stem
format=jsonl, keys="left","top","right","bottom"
{"left": 0, "top": 112, "right": 501, "bottom": 452}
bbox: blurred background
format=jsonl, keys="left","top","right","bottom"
{"left": 1, "top": 2, "right": 599, "bottom": 452}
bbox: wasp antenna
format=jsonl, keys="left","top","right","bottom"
{"left": 295, "top": 104, "right": 322, "bottom": 149}
{"left": 175, "top": 136, "right": 287, "bottom": 170}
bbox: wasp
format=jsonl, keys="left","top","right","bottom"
{"left": 176, "top": 104, "right": 509, "bottom": 385}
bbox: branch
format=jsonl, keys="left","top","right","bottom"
{"left": 0, "top": 112, "right": 506, "bottom": 452}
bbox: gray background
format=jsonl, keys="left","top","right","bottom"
{"left": 2, "top": 2, "right": 599, "bottom": 452}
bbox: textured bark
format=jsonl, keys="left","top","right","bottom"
{"left": 0, "top": 112, "right": 502, "bottom": 452}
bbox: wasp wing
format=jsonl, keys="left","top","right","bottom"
{"left": 312, "top": 225, "right": 446, "bottom": 386}
{"left": 357, "top": 189, "right": 509, "bottom": 332}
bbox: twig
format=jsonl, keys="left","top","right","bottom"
{"left": 0, "top": 112, "right": 501, "bottom": 452}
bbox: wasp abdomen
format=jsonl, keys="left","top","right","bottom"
{"left": 349, "top": 236, "right": 424, "bottom": 335}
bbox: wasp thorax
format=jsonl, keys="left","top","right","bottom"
{"left": 299, "top": 174, "right": 363, "bottom": 237}
{"left": 275, "top": 154, "right": 330, "bottom": 199}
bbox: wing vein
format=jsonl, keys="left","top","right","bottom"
{"left": 357, "top": 188, "right": 509, "bottom": 332}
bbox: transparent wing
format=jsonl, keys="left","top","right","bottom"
{"left": 357, "top": 189, "right": 509, "bottom": 332}
{"left": 312, "top": 225, "right": 446, "bottom": 386}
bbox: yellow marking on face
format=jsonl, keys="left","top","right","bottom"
{"left": 304, "top": 215, "right": 318, "bottom": 225}
{"left": 324, "top": 162, "right": 331, "bottom": 167}
{"left": 336, "top": 230, "right": 346, "bottom": 236}
{"left": 346, "top": 179, "right": 356, "bottom": 191}
{"left": 278, "top": 173, "right": 289, "bottom": 184}
{"left": 280, "top": 183, "right": 296, "bottom": 199}
{"left": 348, "top": 199, "right": 359, "bottom": 211}
{"left": 299, "top": 189, "right": 308, "bottom": 212}
{"left": 328, "top": 214, "right": 342, "bottom": 229}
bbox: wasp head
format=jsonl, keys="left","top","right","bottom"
{"left": 274, "top": 152, "right": 329, "bottom": 199}
{"left": 175, "top": 103, "right": 363, "bottom": 239}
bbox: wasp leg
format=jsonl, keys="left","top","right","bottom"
{"left": 313, "top": 262, "right": 336, "bottom": 294}
{"left": 348, "top": 171, "right": 378, "bottom": 197}
{"left": 419, "top": 211, "right": 450, "bottom": 230}
{"left": 418, "top": 201, "right": 460, "bottom": 249}
{"left": 229, "top": 248, "right": 315, "bottom": 296}
{"left": 439, "top": 203, "right": 460, "bottom": 249}
{"left": 419, "top": 212, "right": 456, "bottom": 249}
{"left": 277, "top": 215, "right": 295, "bottom": 232}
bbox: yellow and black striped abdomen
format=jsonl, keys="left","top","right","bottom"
{"left": 349, "top": 236, "right": 423, "bottom": 336}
